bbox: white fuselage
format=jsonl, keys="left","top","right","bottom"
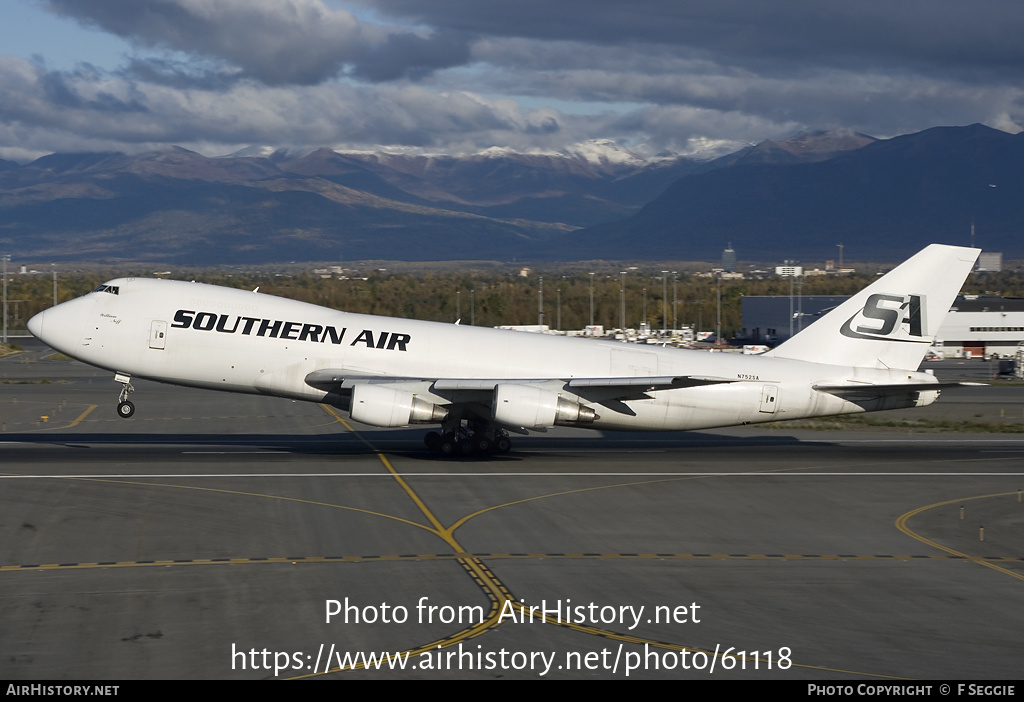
{"left": 28, "top": 277, "right": 939, "bottom": 432}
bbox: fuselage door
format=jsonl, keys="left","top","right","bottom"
{"left": 759, "top": 384, "right": 779, "bottom": 414}
{"left": 149, "top": 320, "right": 167, "bottom": 350}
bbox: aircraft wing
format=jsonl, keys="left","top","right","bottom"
{"left": 305, "top": 370, "right": 736, "bottom": 399}
{"left": 436, "top": 375, "right": 736, "bottom": 391}
{"left": 436, "top": 375, "right": 739, "bottom": 403}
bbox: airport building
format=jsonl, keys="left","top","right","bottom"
{"left": 722, "top": 245, "right": 737, "bottom": 273}
{"left": 741, "top": 295, "right": 1024, "bottom": 359}
{"left": 976, "top": 252, "right": 1003, "bottom": 272}
{"left": 935, "top": 296, "right": 1024, "bottom": 359}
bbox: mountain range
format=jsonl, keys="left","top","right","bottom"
{"left": 0, "top": 125, "right": 1019, "bottom": 264}
{"left": 583, "top": 124, "right": 1021, "bottom": 261}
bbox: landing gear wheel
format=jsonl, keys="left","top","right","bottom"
{"left": 428, "top": 421, "right": 508, "bottom": 458}
{"left": 117, "top": 400, "right": 135, "bottom": 418}
{"left": 438, "top": 433, "right": 458, "bottom": 457}
{"left": 424, "top": 431, "right": 441, "bottom": 451}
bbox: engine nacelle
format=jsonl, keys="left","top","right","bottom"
{"left": 491, "top": 383, "right": 598, "bottom": 429}
{"left": 349, "top": 384, "right": 448, "bottom": 427}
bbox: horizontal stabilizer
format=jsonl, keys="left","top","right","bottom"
{"left": 813, "top": 381, "right": 984, "bottom": 397}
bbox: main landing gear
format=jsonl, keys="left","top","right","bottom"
{"left": 423, "top": 419, "right": 512, "bottom": 457}
{"left": 115, "top": 372, "right": 135, "bottom": 419}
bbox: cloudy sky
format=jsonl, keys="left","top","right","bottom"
{"left": 1, "top": 0, "right": 1022, "bottom": 161}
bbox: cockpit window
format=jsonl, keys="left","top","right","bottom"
{"left": 91, "top": 285, "right": 120, "bottom": 295}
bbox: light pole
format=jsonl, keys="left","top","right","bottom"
{"left": 556, "top": 286, "right": 561, "bottom": 331}
{"left": 672, "top": 272, "right": 678, "bottom": 330}
{"left": 661, "top": 270, "right": 668, "bottom": 332}
{"left": 538, "top": 276, "right": 544, "bottom": 327}
{"left": 786, "top": 260, "right": 794, "bottom": 339}
{"left": 2, "top": 254, "right": 9, "bottom": 344}
{"left": 589, "top": 272, "right": 594, "bottom": 327}
{"left": 716, "top": 274, "right": 722, "bottom": 346}
{"left": 52, "top": 262, "right": 57, "bottom": 308}
{"left": 619, "top": 271, "right": 627, "bottom": 330}
{"left": 796, "top": 274, "right": 804, "bottom": 332}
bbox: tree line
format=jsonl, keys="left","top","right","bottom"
{"left": 3, "top": 265, "right": 1020, "bottom": 339}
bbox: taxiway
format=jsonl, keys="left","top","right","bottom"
{"left": 2, "top": 345, "right": 1023, "bottom": 679}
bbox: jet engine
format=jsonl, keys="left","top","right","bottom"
{"left": 349, "top": 384, "right": 448, "bottom": 427}
{"left": 491, "top": 383, "right": 598, "bottom": 429}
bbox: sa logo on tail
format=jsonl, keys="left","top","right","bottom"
{"left": 840, "top": 293, "right": 926, "bottom": 342}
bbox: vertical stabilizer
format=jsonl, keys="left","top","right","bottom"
{"left": 767, "top": 244, "right": 979, "bottom": 370}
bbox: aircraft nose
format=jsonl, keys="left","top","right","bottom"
{"left": 28, "top": 297, "right": 90, "bottom": 355}
{"left": 27, "top": 309, "right": 45, "bottom": 339}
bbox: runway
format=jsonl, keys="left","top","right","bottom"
{"left": 2, "top": 346, "right": 1024, "bottom": 679}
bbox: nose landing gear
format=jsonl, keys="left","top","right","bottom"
{"left": 115, "top": 372, "right": 135, "bottom": 418}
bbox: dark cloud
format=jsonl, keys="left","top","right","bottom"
{"left": 0, "top": 55, "right": 583, "bottom": 158}
{"left": 351, "top": 29, "right": 473, "bottom": 82}
{"left": 44, "top": 0, "right": 362, "bottom": 84}
{"left": 120, "top": 57, "right": 242, "bottom": 91}
{"left": 43, "top": 0, "right": 475, "bottom": 85}
{"left": 3, "top": 0, "right": 1023, "bottom": 159}
{"left": 38, "top": 1, "right": 1024, "bottom": 91}
{"left": 38, "top": 65, "right": 148, "bottom": 113}
{"left": 366, "top": 0, "right": 1024, "bottom": 77}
